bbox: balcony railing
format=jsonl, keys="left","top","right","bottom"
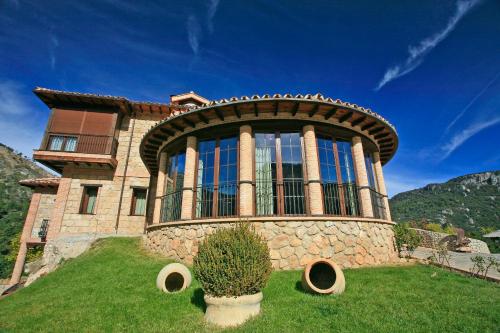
{"left": 44, "top": 133, "right": 118, "bottom": 156}
{"left": 160, "top": 190, "right": 183, "bottom": 223}
{"left": 322, "top": 182, "right": 361, "bottom": 217}
{"left": 369, "top": 188, "right": 387, "bottom": 220}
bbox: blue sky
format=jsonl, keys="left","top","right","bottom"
{"left": 0, "top": 0, "right": 499, "bottom": 196}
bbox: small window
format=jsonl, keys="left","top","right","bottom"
{"left": 48, "top": 135, "right": 78, "bottom": 152}
{"left": 80, "top": 186, "right": 98, "bottom": 214}
{"left": 131, "top": 188, "right": 147, "bottom": 216}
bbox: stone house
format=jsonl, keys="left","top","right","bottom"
{"left": 10, "top": 88, "right": 399, "bottom": 285}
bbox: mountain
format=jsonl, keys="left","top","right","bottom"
{"left": 0, "top": 143, "right": 52, "bottom": 278}
{"left": 390, "top": 171, "right": 500, "bottom": 233}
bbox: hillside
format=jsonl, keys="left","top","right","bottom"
{"left": 0, "top": 143, "right": 52, "bottom": 278}
{"left": 390, "top": 171, "right": 500, "bottom": 233}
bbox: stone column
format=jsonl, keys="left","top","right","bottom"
{"left": 152, "top": 152, "right": 167, "bottom": 224}
{"left": 352, "top": 136, "right": 374, "bottom": 218}
{"left": 9, "top": 191, "right": 41, "bottom": 285}
{"left": 303, "top": 125, "right": 324, "bottom": 215}
{"left": 239, "top": 125, "right": 254, "bottom": 217}
{"left": 372, "top": 152, "right": 392, "bottom": 221}
{"left": 181, "top": 136, "right": 197, "bottom": 220}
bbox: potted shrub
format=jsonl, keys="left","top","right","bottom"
{"left": 193, "top": 223, "right": 272, "bottom": 327}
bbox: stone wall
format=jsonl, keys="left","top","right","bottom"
{"left": 31, "top": 188, "right": 57, "bottom": 238}
{"left": 144, "top": 220, "right": 399, "bottom": 270}
{"left": 413, "top": 228, "right": 490, "bottom": 253}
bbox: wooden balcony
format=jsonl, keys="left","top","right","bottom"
{"left": 34, "top": 133, "right": 118, "bottom": 173}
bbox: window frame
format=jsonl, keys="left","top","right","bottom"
{"left": 316, "top": 135, "right": 360, "bottom": 217}
{"left": 130, "top": 187, "right": 148, "bottom": 216}
{"left": 193, "top": 135, "right": 240, "bottom": 219}
{"left": 79, "top": 185, "right": 100, "bottom": 215}
{"left": 253, "top": 130, "right": 309, "bottom": 217}
{"left": 48, "top": 134, "right": 79, "bottom": 152}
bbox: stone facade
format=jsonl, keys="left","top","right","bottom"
{"left": 31, "top": 188, "right": 57, "bottom": 238}
{"left": 413, "top": 228, "right": 490, "bottom": 254}
{"left": 144, "top": 219, "right": 399, "bottom": 270}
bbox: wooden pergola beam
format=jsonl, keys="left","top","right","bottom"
{"left": 183, "top": 117, "right": 196, "bottom": 128}
{"left": 147, "top": 138, "right": 162, "bottom": 145}
{"left": 170, "top": 123, "right": 184, "bottom": 132}
{"left": 233, "top": 105, "right": 241, "bottom": 118}
{"left": 153, "top": 134, "right": 168, "bottom": 141}
{"left": 374, "top": 132, "right": 390, "bottom": 139}
{"left": 378, "top": 138, "right": 392, "bottom": 144}
{"left": 160, "top": 128, "right": 175, "bottom": 136}
{"left": 253, "top": 102, "right": 258, "bottom": 117}
{"left": 274, "top": 101, "right": 280, "bottom": 116}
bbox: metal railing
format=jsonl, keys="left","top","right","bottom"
{"left": 217, "top": 182, "right": 238, "bottom": 217}
{"left": 160, "top": 190, "right": 183, "bottom": 222}
{"left": 38, "top": 219, "right": 49, "bottom": 240}
{"left": 369, "top": 188, "right": 387, "bottom": 220}
{"left": 322, "top": 182, "right": 361, "bottom": 217}
{"left": 44, "top": 133, "right": 118, "bottom": 156}
{"left": 255, "top": 179, "right": 306, "bottom": 216}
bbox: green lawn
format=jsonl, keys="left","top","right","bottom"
{"left": 1, "top": 238, "right": 498, "bottom": 333}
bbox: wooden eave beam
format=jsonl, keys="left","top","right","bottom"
{"left": 170, "top": 123, "right": 184, "bottom": 132}
{"left": 274, "top": 101, "right": 280, "bottom": 116}
{"left": 182, "top": 117, "right": 196, "bottom": 128}
{"left": 215, "top": 108, "right": 224, "bottom": 121}
{"left": 197, "top": 112, "right": 209, "bottom": 124}
{"left": 380, "top": 144, "right": 393, "bottom": 149}
{"left": 351, "top": 116, "right": 367, "bottom": 127}
{"left": 308, "top": 104, "right": 320, "bottom": 117}
{"left": 374, "top": 132, "right": 390, "bottom": 139}
{"left": 253, "top": 102, "right": 258, "bottom": 117}
{"left": 369, "top": 126, "right": 385, "bottom": 135}
{"left": 160, "top": 128, "right": 175, "bottom": 136}
{"left": 339, "top": 111, "right": 353, "bottom": 123}
{"left": 324, "top": 107, "right": 338, "bottom": 120}
{"left": 361, "top": 121, "right": 377, "bottom": 131}
{"left": 153, "top": 134, "right": 168, "bottom": 141}
{"left": 233, "top": 105, "right": 241, "bottom": 118}
{"left": 147, "top": 138, "right": 162, "bottom": 145}
{"left": 378, "top": 138, "right": 393, "bottom": 144}
{"left": 291, "top": 102, "right": 299, "bottom": 116}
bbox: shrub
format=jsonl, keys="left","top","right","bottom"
{"left": 193, "top": 223, "right": 272, "bottom": 297}
{"left": 424, "top": 223, "right": 443, "bottom": 233}
{"left": 394, "top": 223, "right": 422, "bottom": 257}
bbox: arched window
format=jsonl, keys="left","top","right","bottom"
{"left": 317, "top": 137, "right": 360, "bottom": 216}
{"left": 255, "top": 132, "right": 305, "bottom": 216}
{"left": 195, "top": 136, "right": 238, "bottom": 218}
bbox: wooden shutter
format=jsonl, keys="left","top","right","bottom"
{"left": 49, "top": 109, "right": 85, "bottom": 133}
{"left": 81, "top": 110, "right": 115, "bottom": 136}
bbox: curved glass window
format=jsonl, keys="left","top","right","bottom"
{"left": 255, "top": 132, "right": 305, "bottom": 216}
{"left": 317, "top": 137, "right": 360, "bottom": 216}
{"left": 195, "top": 137, "right": 238, "bottom": 218}
{"left": 161, "top": 151, "right": 185, "bottom": 222}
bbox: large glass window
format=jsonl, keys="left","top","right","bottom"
{"left": 255, "top": 132, "right": 305, "bottom": 216}
{"left": 365, "top": 153, "right": 378, "bottom": 191}
{"left": 317, "top": 137, "right": 360, "bottom": 216}
{"left": 195, "top": 137, "right": 238, "bottom": 218}
{"left": 161, "top": 151, "right": 185, "bottom": 222}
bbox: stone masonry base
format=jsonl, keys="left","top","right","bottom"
{"left": 144, "top": 220, "right": 399, "bottom": 270}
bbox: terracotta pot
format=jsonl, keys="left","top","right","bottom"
{"left": 204, "top": 292, "right": 263, "bottom": 327}
{"left": 301, "top": 258, "right": 345, "bottom": 295}
{"left": 156, "top": 263, "right": 192, "bottom": 293}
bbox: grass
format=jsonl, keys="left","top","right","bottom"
{"left": 0, "top": 238, "right": 498, "bottom": 333}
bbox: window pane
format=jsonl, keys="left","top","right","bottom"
{"left": 218, "top": 137, "right": 237, "bottom": 217}
{"left": 317, "top": 137, "right": 340, "bottom": 215}
{"left": 48, "top": 136, "right": 64, "bottom": 150}
{"left": 255, "top": 133, "right": 277, "bottom": 215}
{"left": 280, "top": 133, "right": 305, "bottom": 215}
{"left": 133, "top": 189, "right": 147, "bottom": 216}
{"left": 196, "top": 139, "right": 216, "bottom": 218}
{"left": 64, "top": 137, "right": 77, "bottom": 152}
{"left": 85, "top": 187, "right": 98, "bottom": 214}
{"left": 365, "top": 153, "right": 377, "bottom": 191}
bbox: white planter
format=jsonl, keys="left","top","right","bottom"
{"left": 204, "top": 292, "right": 263, "bottom": 327}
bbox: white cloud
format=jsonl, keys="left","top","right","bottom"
{"left": 375, "top": 0, "right": 481, "bottom": 90}
{"left": 0, "top": 80, "right": 31, "bottom": 115}
{"left": 187, "top": 15, "right": 201, "bottom": 55}
{"left": 49, "top": 33, "right": 59, "bottom": 70}
{"left": 207, "top": 0, "right": 220, "bottom": 34}
{"left": 439, "top": 117, "right": 500, "bottom": 161}
{"left": 445, "top": 71, "right": 500, "bottom": 133}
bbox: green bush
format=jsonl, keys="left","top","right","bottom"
{"left": 193, "top": 223, "right": 272, "bottom": 297}
{"left": 394, "top": 223, "right": 422, "bottom": 257}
